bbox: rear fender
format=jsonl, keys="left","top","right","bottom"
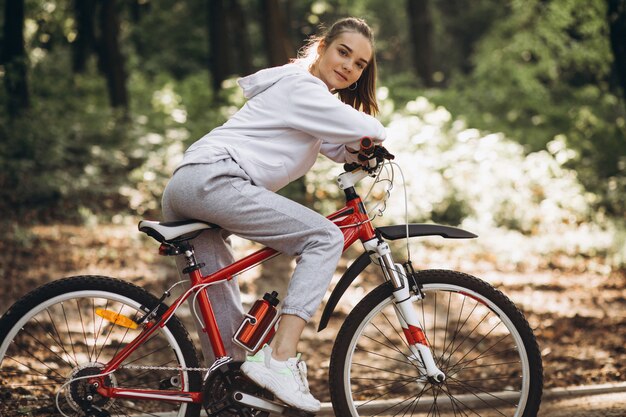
{"left": 317, "top": 224, "right": 476, "bottom": 331}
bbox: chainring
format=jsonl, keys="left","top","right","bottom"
{"left": 203, "top": 361, "right": 273, "bottom": 417}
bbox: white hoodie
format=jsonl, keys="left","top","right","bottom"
{"left": 176, "top": 63, "right": 387, "bottom": 192}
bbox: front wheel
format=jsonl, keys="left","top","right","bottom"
{"left": 0, "top": 275, "right": 203, "bottom": 417}
{"left": 329, "top": 269, "right": 543, "bottom": 417}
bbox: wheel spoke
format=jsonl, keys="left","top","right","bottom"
{"left": 377, "top": 313, "right": 413, "bottom": 355}
{"left": 356, "top": 346, "right": 415, "bottom": 366}
{"left": 44, "top": 307, "right": 77, "bottom": 367}
{"left": 61, "top": 301, "right": 79, "bottom": 365}
{"left": 445, "top": 375, "right": 517, "bottom": 414}
{"left": 75, "top": 298, "right": 92, "bottom": 363}
{"left": 351, "top": 376, "right": 417, "bottom": 396}
{"left": 17, "top": 324, "right": 74, "bottom": 371}
{"left": 438, "top": 382, "right": 485, "bottom": 417}
{"left": 442, "top": 303, "right": 485, "bottom": 371}
{"left": 4, "top": 353, "right": 67, "bottom": 382}
{"left": 445, "top": 318, "right": 503, "bottom": 374}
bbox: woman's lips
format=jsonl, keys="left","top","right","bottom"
{"left": 334, "top": 70, "right": 348, "bottom": 82}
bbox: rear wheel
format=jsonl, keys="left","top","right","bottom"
{"left": 329, "top": 269, "right": 543, "bottom": 417}
{"left": 0, "top": 275, "right": 203, "bottom": 417}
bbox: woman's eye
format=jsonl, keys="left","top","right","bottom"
{"left": 339, "top": 49, "right": 348, "bottom": 56}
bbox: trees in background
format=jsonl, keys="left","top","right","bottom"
{"left": 0, "top": 0, "right": 624, "bottom": 220}
{"left": 261, "top": 0, "right": 295, "bottom": 67}
{"left": 406, "top": 0, "right": 434, "bottom": 87}
{"left": 2, "top": 0, "right": 29, "bottom": 117}
{"left": 72, "top": 0, "right": 96, "bottom": 73}
{"left": 207, "top": 0, "right": 229, "bottom": 92}
{"left": 98, "top": 0, "right": 128, "bottom": 109}
{"left": 430, "top": 0, "right": 625, "bottom": 215}
{"left": 608, "top": 0, "right": 626, "bottom": 103}
{"left": 59, "top": 0, "right": 128, "bottom": 109}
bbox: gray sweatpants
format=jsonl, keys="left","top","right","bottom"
{"left": 161, "top": 159, "right": 344, "bottom": 363}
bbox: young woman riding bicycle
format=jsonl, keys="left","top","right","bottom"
{"left": 161, "top": 17, "right": 384, "bottom": 413}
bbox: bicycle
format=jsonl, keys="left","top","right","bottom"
{"left": 0, "top": 141, "right": 543, "bottom": 417}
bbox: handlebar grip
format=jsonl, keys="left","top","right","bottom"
{"left": 360, "top": 137, "right": 375, "bottom": 154}
{"left": 358, "top": 137, "right": 376, "bottom": 162}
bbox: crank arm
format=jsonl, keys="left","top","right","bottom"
{"left": 232, "top": 391, "right": 316, "bottom": 417}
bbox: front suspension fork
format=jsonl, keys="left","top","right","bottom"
{"left": 365, "top": 239, "right": 446, "bottom": 383}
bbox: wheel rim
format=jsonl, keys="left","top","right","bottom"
{"left": 343, "top": 283, "right": 531, "bottom": 417}
{"left": 0, "top": 290, "right": 193, "bottom": 417}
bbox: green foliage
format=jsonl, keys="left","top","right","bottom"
{"left": 425, "top": 0, "right": 626, "bottom": 217}
{"left": 431, "top": 0, "right": 510, "bottom": 78}
{"left": 0, "top": 48, "right": 132, "bottom": 222}
{"left": 0, "top": 46, "right": 247, "bottom": 224}
{"left": 308, "top": 96, "right": 622, "bottom": 267}
{"left": 120, "top": 72, "right": 244, "bottom": 217}
{"left": 127, "top": 0, "right": 209, "bottom": 80}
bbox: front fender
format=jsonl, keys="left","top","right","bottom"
{"left": 317, "top": 223, "right": 476, "bottom": 332}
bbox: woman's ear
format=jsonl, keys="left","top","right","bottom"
{"left": 317, "top": 40, "right": 327, "bottom": 55}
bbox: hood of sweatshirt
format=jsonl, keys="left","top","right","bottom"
{"left": 237, "top": 63, "right": 322, "bottom": 99}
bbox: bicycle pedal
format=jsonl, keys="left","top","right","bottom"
{"left": 232, "top": 391, "right": 316, "bottom": 416}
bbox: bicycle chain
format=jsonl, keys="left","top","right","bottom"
{"left": 121, "top": 364, "right": 210, "bottom": 372}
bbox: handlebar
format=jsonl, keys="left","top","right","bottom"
{"left": 344, "top": 137, "right": 395, "bottom": 173}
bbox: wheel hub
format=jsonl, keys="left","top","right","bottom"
{"left": 65, "top": 362, "right": 116, "bottom": 413}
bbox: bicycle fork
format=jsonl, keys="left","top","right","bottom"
{"left": 364, "top": 238, "right": 446, "bottom": 383}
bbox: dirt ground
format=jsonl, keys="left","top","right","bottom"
{"left": 350, "top": 391, "right": 626, "bottom": 417}
{"left": 1, "top": 223, "right": 625, "bottom": 405}
{"left": 537, "top": 391, "right": 626, "bottom": 417}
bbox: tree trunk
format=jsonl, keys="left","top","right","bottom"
{"left": 608, "top": 0, "right": 626, "bottom": 103}
{"left": 229, "top": 0, "right": 253, "bottom": 75}
{"left": 406, "top": 0, "right": 434, "bottom": 87}
{"left": 97, "top": 0, "right": 128, "bottom": 109}
{"left": 438, "top": 0, "right": 472, "bottom": 75}
{"left": 130, "top": 0, "right": 150, "bottom": 23}
{"left": 207, "top": 0, "right": 230, "bottom": 92}
{"left": 260, "top": 0, "right": 295, "bottom": 67}
{"left": 72, "top": 0, "right": 97, "bottom": 73}
{"left": 2, "top": 0, "right": 29, "bottom": 117}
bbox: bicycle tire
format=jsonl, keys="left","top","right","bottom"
{"left": 329, "top": 269, "right": 543, "bottom": 417}
{"left": 0, "top": 275, "right": 203, "bottom": 417}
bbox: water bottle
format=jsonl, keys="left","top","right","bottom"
{"left": 233, "top": 291, "right": 280, "bottom": 352}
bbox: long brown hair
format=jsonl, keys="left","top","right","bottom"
{"left": 296, "top": 17, "right": 379, "bottom": 116}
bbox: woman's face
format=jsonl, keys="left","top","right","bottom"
{"left": 313, "top": 31, "right": 372, "bottom": 91}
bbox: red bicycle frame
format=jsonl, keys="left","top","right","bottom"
{"left": 95, "top": 194, "right": 376, "bottom": 404}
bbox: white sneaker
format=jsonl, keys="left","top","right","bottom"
{"left": 240, "top": 344, "right": 321, "bottom": 413}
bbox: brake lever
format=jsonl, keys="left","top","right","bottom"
{"left": 374, "top": 146, "right": 395, "bottom": 160}
{"left": 343, "top": 142, "right": 393, "bottom": 173}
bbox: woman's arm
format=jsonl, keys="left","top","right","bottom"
{"left": 320, "top": 143, "right": 366, "bottom": 163}
{"left": 281, "top": 75, "right": 386, "bottom": 149}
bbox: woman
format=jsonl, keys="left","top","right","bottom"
{"left": 162, "top": 17, "right": 385, "bottom": 412}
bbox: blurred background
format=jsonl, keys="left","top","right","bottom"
{"left": 1, "top": 0, "right": 625, "bottom": 393}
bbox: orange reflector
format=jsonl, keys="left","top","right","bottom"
{"left": 403, "top": 325, "right": 429, "bottom": 346}
{"left": 95, "top": 309, "right": 139, "bottom": 329}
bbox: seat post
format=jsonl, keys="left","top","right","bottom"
{"left": 181, "top": 243, "right": 205, "bottom": 275}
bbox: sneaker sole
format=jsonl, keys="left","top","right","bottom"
{"left": 241, "top": 362, "right": 320, "bottom": 413}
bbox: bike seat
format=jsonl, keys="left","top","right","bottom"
{"left": 138, "top": 219, "right": 219, "bottom": 243}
